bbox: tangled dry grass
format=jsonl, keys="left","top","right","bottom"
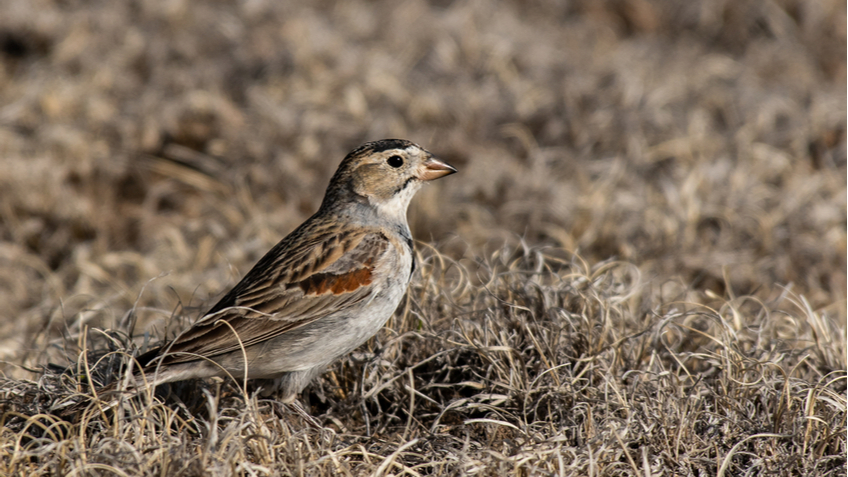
{"left": 0, "top": 247, "right": 845, "bottom": 475}
{"left": 0, "top": 0, "right": 845, "bottom": 475}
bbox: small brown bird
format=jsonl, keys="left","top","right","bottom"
{"left": 134, "top": 139, "right": 456, "bottom": 403}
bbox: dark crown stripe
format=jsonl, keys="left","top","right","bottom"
{"left": 347, "top": 139, "right": 415, "bottom": 159}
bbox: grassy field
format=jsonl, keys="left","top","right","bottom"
{"left": 0, "top": 0, "right": 845, "bottom": 475}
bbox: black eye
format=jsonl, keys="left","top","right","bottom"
{"left": 387, "top": 155, "right": 404, "bottom": 168}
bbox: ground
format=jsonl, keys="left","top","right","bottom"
{"left": 0, "top": 1, "right": 845, "bottom": 475}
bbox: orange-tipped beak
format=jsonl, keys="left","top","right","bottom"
{"left": 418, "top": 156, "right": 457, "bottom": 181}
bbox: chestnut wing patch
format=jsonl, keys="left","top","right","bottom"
{"left": 294, "top": 263, "right": 373, "bottom": 295}
{"left": 292, "top": 232, "right": 388, "bottom": 296}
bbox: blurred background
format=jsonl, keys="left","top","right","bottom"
{"left": 0, "top": 0, "right": 844, "bottom": 366}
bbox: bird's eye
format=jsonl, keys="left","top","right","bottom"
{"left": 387, "top": 155, "right": 404, "bottom": 168}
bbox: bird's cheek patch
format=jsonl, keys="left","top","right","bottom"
{"left": 296, "top": 268, "right": 373, "bottom": 295}
{"left": 351, "top": 164, "right": 399, "bottom": 201}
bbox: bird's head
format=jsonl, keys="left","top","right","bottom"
{"left": 323, "top": 139, "right": 457, "bottom": 220}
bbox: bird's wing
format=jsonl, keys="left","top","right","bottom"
{"left": 143, "top": 224, "right": 392, "bottom": 367}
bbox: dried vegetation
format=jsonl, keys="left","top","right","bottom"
{"left": 0, "top": 0, "right": 845, "bottom": 475}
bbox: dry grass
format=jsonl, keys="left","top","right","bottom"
{"left": 0, "top": 247, "right": 845, "bottom": 475}
{"left": 0, "top": 0, "right": 845, "bottom": 475}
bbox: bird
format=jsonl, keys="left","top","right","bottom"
{"left": 130, "top": 138, "right": 456, "bottom": 404}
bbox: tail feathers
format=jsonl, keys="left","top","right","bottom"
{"left": 135, "top": 346, "right": 164, "bottom": 368}
{"left": 54, "top": 366, "right": 166, "bottom": 421}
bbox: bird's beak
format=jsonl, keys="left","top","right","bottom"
{"left": 418, "top": 156, "right": 457, "bottom": 181}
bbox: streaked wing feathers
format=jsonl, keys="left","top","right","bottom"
{"left": 148, "top": 227, "right": 390, "bottom": 366}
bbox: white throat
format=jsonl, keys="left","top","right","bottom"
{"left": 370, "top": 181, "right": 420, "bottom": 225}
